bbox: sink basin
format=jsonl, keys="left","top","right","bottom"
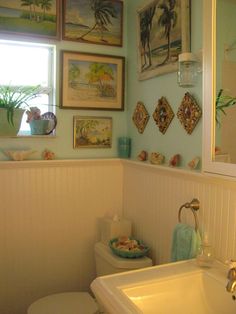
{"left": 122, "top": 271, "right": 235, "bottom": 314}
{"left": 91, "top": 260, "right": 236, "bottom": 314}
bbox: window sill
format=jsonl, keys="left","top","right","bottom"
{"left": 0, "top": 134, "right": 57, "bottom": 139}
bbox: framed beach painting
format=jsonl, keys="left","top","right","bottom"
{"left": 60, "top": 51, "right": 125, "bottom": 110}
{"left": 137, "top": 0, "right": 190, "bottom": 80}
{"left": 0, "top": 0, "right": 60, "bottom": 40}
{"left": 62, "top": 0, "right": 123, "bottom": 47}
{"left": 73, "top": 116, "right": 112, "bottom": 148}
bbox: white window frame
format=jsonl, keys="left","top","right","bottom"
{"left": 0, "top": 40, "right": 56, "bottom": 136}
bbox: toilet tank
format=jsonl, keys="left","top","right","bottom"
{"left": 94, "top": 242, "right": 152, "bottom": 276}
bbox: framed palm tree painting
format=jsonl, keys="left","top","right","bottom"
{"left": 137, "top": 0, "right": 190, "bottom": 80}
{"left": 0, "top": 0, "right": 60, "bottom": 39}
{"left": 73, "top": 116, "right": 112, "bottom": 148}
{"left": 60, "top": 50, "right": 125, "bottom": 110}
{"left": 62, "top": 0, "right": 123, "bottom": 47}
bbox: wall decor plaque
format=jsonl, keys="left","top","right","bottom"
{"left": 0, "top": 0, "right": 60, "bottom": 40}
{"left": 61, "top": 51, "right": 125, "bottom": 110}
{"left": 153, "top": 97, "right": 174, "bottom": 134}
{"left": 137, "top": 0, "right": 190, "bottom": 80}
{"left": 132, "top": 101, "right": 150, "bottom": 133}
{"left": 177, "top": 92, "right": 202, "bottom": 134}
{"left": 62, "top": 0, "right": 123, "bottom": 47}
{"left": 73, "top": 116, "right": 112, "bottom": 148}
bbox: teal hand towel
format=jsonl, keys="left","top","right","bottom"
{"left": 171, "top": 223, "right": 202, "bottom": 262}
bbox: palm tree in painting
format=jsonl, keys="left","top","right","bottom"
{"left": 21, "top": 0, "right": 34, "bottom": 20}
{"left": 77, "top": 119, "right": 99, "bottom": 145}
{"left": 139, "top": 5, "right": 156, "bottom": 69}
{"left": 69, "top": 63, "right": 80, "bottom": 89}
{"left": 86, "top": 63, "right": 115, "bottom": 97}
{"left": 157, "top": 0, "right": 177, "bottom": 65}
{"left": 39, "top": 0, "right": 53, "bottom": 20}
{"left": 78, "top": 0, "right": 118, "bottom": 43}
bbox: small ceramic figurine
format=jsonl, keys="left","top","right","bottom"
{"left": 150, "top": 152, "right": 165, "bottom": 165}
{"left": 138, "top": 150, "right": 148, "bottom": 161}
{"left": 169, "top": 154, "right": 181, "bottom": 167}
{"left": 188, "top": 157, "right": 200, "bottom": 170}
{"left": 42, "top": 149, "right": 55, "bottom": 160}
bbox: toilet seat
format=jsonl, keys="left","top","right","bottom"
{"left": 28, "top": 292, "right": 98, "bottom": 314}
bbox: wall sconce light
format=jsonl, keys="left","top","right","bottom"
{"left": 177, "top": 52, "right": 200, "bottom": 87}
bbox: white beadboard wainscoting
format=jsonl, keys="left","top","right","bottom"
{"left": 123, "top": 160, "right": 236, "bottom": 266}
{"left": 1, "top": 159, "right": 236, "bottom": 314}
{"left": 0, "top": 159, "right": 123, "bottom": 314}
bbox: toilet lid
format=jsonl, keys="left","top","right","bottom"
{"left": 28, "top": 292, "right": 98, "bottom": 314}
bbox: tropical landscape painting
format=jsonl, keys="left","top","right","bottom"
{"left": 61, "top": 51, "right": 124, "bottom": 110}
{"left": 137, "top": 0, "right": 190, "bottom": 80}
{"left": 73, "top": 116, "right": 112, "bottom": 148}
{"left": 62, "top": 0, "right": 123, "bottom": 46}
{"left": 0, "top": 0, "right": 59, "bottom": 39}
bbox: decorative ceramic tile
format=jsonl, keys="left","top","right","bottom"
{"left": 152, "top": 97, "right": 174, "bottom": 134}
{"left": 132, "top": 101, "right": 150, "bottom": 134}
{"left": 177, "top": 92, "right": 202, "bottom": 134}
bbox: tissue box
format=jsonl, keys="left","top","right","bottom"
{"left": 99, "top": 217, "right": 132, "bottom": 245}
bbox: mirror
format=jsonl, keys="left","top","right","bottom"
{"left": 203, "top": 0, "right": 236, "bottom": 177}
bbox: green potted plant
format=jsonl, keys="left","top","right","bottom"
{"left": 215, "top": 88, "right": 236, "bottom": 126}
{"left": 0, "top": 84, "right": 41, "bottom": 136}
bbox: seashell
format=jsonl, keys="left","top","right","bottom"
{"left": 138, "top": 150, "right": 148, "bottom": 161}
{"left": 4, "top": 150, "right": 36, "bottom": 161}
{"left": 42, "top": 149, "right": 55, "bottom": 160}
{"left": 150, "top": 152, "right": 165, "bottom": 165}
{"left": 188, "top": 156, "right": 200, "bottom": 170}
{"left": 169, "top": 154, "right": 181, "bottom": 167}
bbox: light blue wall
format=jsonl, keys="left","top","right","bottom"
{"left": 126, "top": 0, "right": 203, "bottom": 168}
{"left": 0, "top": 1, "right": 128, "bottom": 161}
{"left": 0, "top": 0, "right": 204, "bottom": 165}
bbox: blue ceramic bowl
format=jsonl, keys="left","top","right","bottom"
{"left": 109, "top": 237, "right": 149, "bottom": 258}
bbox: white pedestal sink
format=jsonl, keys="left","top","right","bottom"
{"left": 91, "top": 259, "right": 236, "bottom": 314}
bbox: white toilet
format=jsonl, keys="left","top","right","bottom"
{"left": 28, "top": 242, "right": 152, "bottom": 314}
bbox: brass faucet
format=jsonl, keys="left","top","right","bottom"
{"left": 226, "top": 260, "right": 236, "bottom": 293}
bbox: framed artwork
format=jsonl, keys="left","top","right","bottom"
{"left": 73, "top": 116, "right": 112, "bottom": 148}
{"left": 0, "top": 0, "right": 60, "bottom": 40}
{"left": 62, "top": 0, "right": 123, "bottom": 47}
{"left": 177, "top": 92, "right": 202, "bottom": 134}
{"left": 132, "top": 101, "right": 150, "bottom": 134}
{"left": 60, "top": 51, "right": 125, "bottom": 110}
{"left": 137, "top": 0, "right": 190, "bottom": 80}
{"left": 153, "top": 97, "right": 174, "bottom": 134}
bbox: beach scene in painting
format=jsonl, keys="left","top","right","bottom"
{"left": 0, "top": 0, "right": 57, "bottom": 37}
{"left": 74, "top": 117, "right": 112, "bottom": 148}
{"left": 64, "top": 0, "right": 122, "bottom": 46}
{"left": 68, "top": 59, "right": 117, "bottom": 103}
{"left": 138, "top": 0, "right": 185, "bottom": 75}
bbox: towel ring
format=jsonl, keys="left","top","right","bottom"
{"left": 178, "top": 198, "right": 200, "bottom": 231}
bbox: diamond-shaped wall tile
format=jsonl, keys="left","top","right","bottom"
{"left": 177, "top": 92, "right": 202, "bottom": 134}
{"left": 153, "top": 97, "right": 174, "bottom": 134}
{"left": 132, "top": 101, "right": 150, "bottom": 134}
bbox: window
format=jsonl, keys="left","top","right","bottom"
{"left": 0, "top": 40, "right": 55, "bottom": 135}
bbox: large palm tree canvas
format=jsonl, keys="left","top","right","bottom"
{"left": 137, "top": 0, "right": 190, "bottom": 80}
{"left": 60, "top": 51, "right": 125, "bottom": 110}
{"left": 62, "top": 0, "right": 123, "bottom": 47}
{"left": 0, "top": 0, "right": 59, "bottom": 39}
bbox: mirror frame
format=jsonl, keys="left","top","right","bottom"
{"left": 203, "top": 0, "right": 236, "bottom": 178}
